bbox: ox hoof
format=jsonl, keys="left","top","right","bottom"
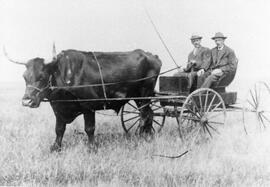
{"left": 139, "top": 127, "right": 155, "bottom": 142}
{"left": 140, "top": 126, "right": 155, "bottom": 135}
{"left": 87, "top": 142, "right": 98, "bottom": 153}
{"left": 142, "top": 133, "right": 154, "bottom": 142}
{"left": 50, "top": 144, "right": 61, "bottom": 152}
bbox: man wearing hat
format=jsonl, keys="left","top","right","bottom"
{"left": 198, "top": 32, "right": 238, "bottom": 88}
{"left": 174, "top": 34, "right": 211, "bottom": 91}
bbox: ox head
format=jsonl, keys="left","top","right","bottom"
{"left": 4, "top": 45, "right": 57, "bottom": 108}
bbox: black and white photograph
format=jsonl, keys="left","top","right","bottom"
{"left": 1, "top": 0, "right": 270, "bottom": 186}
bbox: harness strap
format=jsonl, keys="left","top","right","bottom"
{"left": 26, "top": 75, "right": 52, "bottom": 93}
{"left": 27, "top": 85, "right": 42, "bottom": 92}
{"left": 92, "top": 52, "right": 107, "bottom": 100}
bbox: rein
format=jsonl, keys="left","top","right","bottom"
{"left": 49, "top": 67, "right": 179, "bottom": 90}
{"left": 27, "top": 67, "right": 179, "bottom": 103}
{"left": 92, "top": 52, "right": 107, "bottom": 99}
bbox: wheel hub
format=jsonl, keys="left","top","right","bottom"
{"left": 200, "top": 116, "right": 208, "bottom": 124}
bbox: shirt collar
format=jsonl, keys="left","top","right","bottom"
{"left": 217, "top": 45, "right": 224, "bottom": 51}
{"left": 195, "top": 45, "right": 202, "bottom": 50}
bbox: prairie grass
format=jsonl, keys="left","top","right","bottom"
{"left": 1, "top": 83, "right": 270, "bottom": 186}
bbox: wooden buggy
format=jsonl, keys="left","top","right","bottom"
{"left": 121, "top": 72, "right": 237, "bottom": 145}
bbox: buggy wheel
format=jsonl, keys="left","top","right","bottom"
{"left": 121, "top": 100, "right": 166, "bottom": 135}
{"left": 246, "top": 81, "right": 270, "bottom": 128}
{"left": 178, "top": 88, "right": 226, "bottom": 147}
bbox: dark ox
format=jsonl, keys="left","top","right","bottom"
{"left": 5, "top": 48, "right": 162, "bottom": 151}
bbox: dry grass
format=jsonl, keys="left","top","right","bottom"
{"left": 1, "top": 83, "right": 270, "bottom": 186}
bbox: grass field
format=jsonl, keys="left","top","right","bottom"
{"left": 1, "top": 83, "right": 270, "bottom": 186}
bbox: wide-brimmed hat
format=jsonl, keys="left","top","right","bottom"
{"left": 190, "top": 35, "right": 202, "bottom": 40}
{"left": 211, "top": 32, "right": 227, "bottom": 40}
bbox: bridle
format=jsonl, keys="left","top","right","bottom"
{"left": 26, "top": 75, "right": 53, "bottom": 99}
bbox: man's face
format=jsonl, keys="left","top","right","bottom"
{"left": 191, "top": 39, "right": 201, "bottom": 48}
{"left": 214, "top": 38, "right": 225, "bottom": 48}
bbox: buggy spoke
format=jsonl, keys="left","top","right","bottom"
{"left": 127, "top": 118, "right": 140, "bottom": 131}
{"left": 124, "top": 115, "right": 140, "bottom": 123}
{"left": 128, "top": 102, "right": 138, "bottom": 110}
{"left": 206, "top": 123, "right": 220, "bottom": 134}
{"left": 258, "top": 114, "right": 266, "bottom": 128}
{"left": 151, "top": 103, "right": 162, "bottom": 109}
{"left": 137, "top": 102, "right": 151, "bottom": 110}
{"left": 183, "top": 116, "right": 200, "bottom": 121}
{"left": 261, "top": 113, "right": 270, "bottom": 124}
{"left": 249, "top": 90, "right": 257, "bottom": 109}
{"left": 210, "top": 102, "right": 222, "bottom": 112}
{"left": 204, "top": 124, "right": 213, "bottom": 138}
{"left": 202, "top": 123, "right": 206, "bottom": 133}
{"left": 190, "top": 97, "right": 202, "bottom": 117}
{"left": 208, "top": 121, "right": 224, "bottom": 125}
{"left": 152, "top": 106, "right": 163, "bottom": 112}
{"left": 123, "top": 110, "right": 140, "bottom": 114}
{"left": 204, "top": 90, "right": 209, "bottom": 112}
{"left": 185, "top": 104, "right": 201, "bottom": 118}
{"left": 247, "top": 99, "right": 256, "bottom": 109}
{"left": 153, "top": 119, "right": 163, "bottom": 127}
{"left": 254, "top": 84, "right": 259, "bottom": 106}
{"left": 206, "top": 94, "right": 216, "bottom": 113}
{"left": 198, "top": 92, "right": 203, "bottom": 112}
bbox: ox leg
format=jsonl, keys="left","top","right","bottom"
{"left": 136, "top": 100, "right": 154, "bottom": 135}
{"left": 50, "top": 119, "right": 66, "bottom": 152}
{"left": 83, "top": 112, "right": 96, "bottom": 147}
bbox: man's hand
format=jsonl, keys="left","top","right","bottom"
{"left": 197, "top": 69, "right": 205, "bottom": 76}
{"left": 211, "top": 69, "right": 223, "bottom": 76}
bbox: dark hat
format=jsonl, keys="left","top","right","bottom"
{"left": 190, "top": 35, "right": 202, "bottom": 40}
{"left": 212, "top": 32, "right": 227, "bottom": 40}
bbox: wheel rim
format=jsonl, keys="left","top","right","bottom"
{"left": 246, "top": 82, "right": 270, "bottom": 128}
{"left": 121, "top": 100, "right": 166, "bottom": 134}
{"left": 178, "top": 88, "right": 226, "bottom": 147}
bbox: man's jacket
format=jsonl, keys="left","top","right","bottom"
{"left": 185, "top": 46, "right": 211, "bottom": 72}
{"left": 209, "top": 45, "right": 238, "bottom": 74}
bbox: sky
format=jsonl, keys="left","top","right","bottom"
{"left": 1, "top": 0, "right": 270, "bottom": 95}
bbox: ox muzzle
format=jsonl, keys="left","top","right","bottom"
{"left": 22, "top": 77, "right": 52, "bottom": 108}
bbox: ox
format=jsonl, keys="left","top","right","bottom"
{"left": 5, "top": 47, "right": 162, "bottom": 151}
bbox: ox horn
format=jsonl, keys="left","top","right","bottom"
{"left": 52, "top": 42, "right": 57, "bottom": 60}
{"left": 43, "top": 42, "right": 57, "bottom": 64}
{"left": 3, "top": 46, "right": 26, "bottom": 65}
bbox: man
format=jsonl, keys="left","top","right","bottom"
{"left": 174, "top": 35, "right": 211, "bottom": 91}
{"left": 198, "top": 32, "right": 238, "bottom": 88}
